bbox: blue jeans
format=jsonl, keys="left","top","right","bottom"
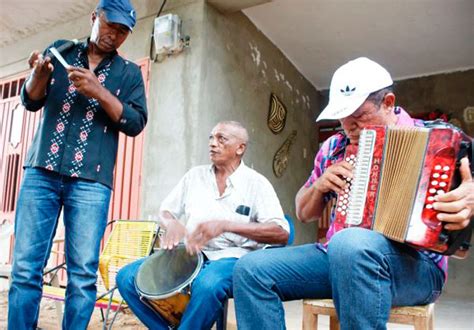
{"left": 233, "top": 228, "right": 445, "bottom": 330}
{"left": 116, "top": 256, "right": 236, "bottom": 329}
{"left": 8, "top": 167, "right": 111, "bottom": 330}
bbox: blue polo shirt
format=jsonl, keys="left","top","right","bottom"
{"left": 21, "top": 39, "right": 147, "bottom": 188}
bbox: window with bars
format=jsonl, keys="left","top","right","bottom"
{"left": 0, "top": 77, "right": 25, "bottom": 100}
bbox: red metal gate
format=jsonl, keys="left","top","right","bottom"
{"left": 0, "top": 58, "right": 150, "bottom": 270}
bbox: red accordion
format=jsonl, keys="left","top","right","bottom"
{"left": 333, "top": 125, "right": 471, "bottom": 256}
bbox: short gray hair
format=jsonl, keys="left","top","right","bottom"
{"left": 366, "top": 86, "right": 394, "bottom": 107}
{"left": 217, "top": 121, "right": 249, "bottom": 144}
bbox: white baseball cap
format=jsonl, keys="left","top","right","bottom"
{"left": 316, "top": 57, "right": 393, "bottom": 121}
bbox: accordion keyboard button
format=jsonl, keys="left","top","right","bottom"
{"left": 441, "top": 174, "right": 448, "bottom": 180}
{"left": 431, "top": 180, "right": 439, "bottom": 186}
{"left": 429, "top": 188, "right": 437, "bottom": 194}
{"left": 439, "top": 182, "right": 447, "bottom": 187}
{"left": 433, "top": 173, "right": 440, "bottom": 178}
{"left": 443, "top": 166, "right": 450, "bottom": 171}
{"left": 435, "top": 165, "right": 442, "bottom": 170}
{"left": 426, "top": 204, "right": 433, "bottom": 209}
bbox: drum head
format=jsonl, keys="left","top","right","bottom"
{"left": 135, "top": 244, "right": 203, "bottom": 299}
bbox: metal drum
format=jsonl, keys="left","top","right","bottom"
{"left": 135, "top": 244, "right": 203, "bottom": 326}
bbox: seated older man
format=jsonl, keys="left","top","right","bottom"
{"left": 116, "top": 120, "right": 289, "bottom": 329}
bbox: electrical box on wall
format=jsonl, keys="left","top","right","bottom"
{"left": 153, "top": 14, "right": 183, "bottom": 58}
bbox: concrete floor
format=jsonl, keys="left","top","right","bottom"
{"left": 225, "top": 295, "right": 474, "bottom": 330}
{"left": 1, "top": 276, "right": 473, "bottom": 329}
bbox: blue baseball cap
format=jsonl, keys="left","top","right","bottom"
{"left": 96, "top": 0, "right": 136, "bottom": 31}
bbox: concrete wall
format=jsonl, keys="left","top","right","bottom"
{"left": 140, "top": 2, "right": 321, "bottom": 244}
{"left": 0, "top": 0, "right": 321, "bottom": 244}
{"left": 394, "top": 70, "right": 474, "bottom": 137}
{"left": 1, "top": 0, "right": 471, "bottom": 298}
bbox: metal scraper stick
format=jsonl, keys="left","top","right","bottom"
{"left": 49, "top": 47, "right": 71, "bottom": 69}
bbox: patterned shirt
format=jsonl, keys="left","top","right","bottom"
{"left": 21, "top": 39, "right": 147, "bottom": 188}
{"left": 160, "top": 162, "right": 289, "bottom": 260}
{"left": 305, "top": 107, "right": 448, "bottom": 279}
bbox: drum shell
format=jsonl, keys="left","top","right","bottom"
{"left": 142, "top": 292, "right": 189, "bottom": 325}
{"left": 135, "top": 245, "right": 203, "bottom": 326}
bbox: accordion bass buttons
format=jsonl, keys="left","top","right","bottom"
{"left": 422, "top": 159, "right": 455, "bottom": 225}
{"left": 336, "top": 156, "right": 359, "bottom": 220}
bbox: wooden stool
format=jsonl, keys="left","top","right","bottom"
{"left": 302, "top": 299, "right": 434, "bottom": 330}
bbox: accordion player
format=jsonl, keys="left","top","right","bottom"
{"left": 333, "top": 123, "right": 473, "bottom": 257}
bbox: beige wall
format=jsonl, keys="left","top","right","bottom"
{"left": 139, "top": 2, "right": 321, "bottom": 244}
{"left": 1, "top": 0, "right": 471, "bottom": 297}
{"left": 395, "top": 70, "right": 474, "bottom": 136}
{"left": 0, "top": 0, "right": 321, "bottom": 244}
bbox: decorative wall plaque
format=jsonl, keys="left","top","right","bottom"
{"left": 464, "top": 106, "right": 474, "bottom": 124}
{"left": 273, "top": 130, "right": 297, "bottom": 178}
{"left": 268, "top": 93, "right": 287, "bottom": 134}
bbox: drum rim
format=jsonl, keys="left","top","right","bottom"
{"left": 135, "top": 248, "right": 204, "bottom": 299}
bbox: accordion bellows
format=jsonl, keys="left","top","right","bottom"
{"left": 334, "top": 125, "right": 464, "bottom": 254}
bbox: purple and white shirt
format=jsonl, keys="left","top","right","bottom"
{"left": 305, "top": 107, "right": 448, "bottom": 279}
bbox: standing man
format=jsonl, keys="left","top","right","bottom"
{"left": 8, "top": 0, "right": 147, "bottom": 329}
{"left": 233, "top": 57, "right": 473, "bottom": 329}
{"left": 116, "top": 121, "right": 289, "bottom": 329}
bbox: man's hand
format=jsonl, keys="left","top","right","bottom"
{"left": 160, "top": 219, "right": 186, "bottom": 250}
{"left": 315, "top": 161, "right": 353, "bottom": 195}
{"left": 28, "top": 51, "right": 54, "bottom": 79}
{"left": 25, "top": 51, "right": 54, "bottom": 101}
{"left": 67, "top": 67, "right": 105, "bottom": 99}
{"left": 434, "top": 157, "right": 474, "bottom": 230}
{"left": 296, "top": 161, "right": 352, "bottom": 222}
{"left": 185, "top": 221, "right": 227, "bottom": 255}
